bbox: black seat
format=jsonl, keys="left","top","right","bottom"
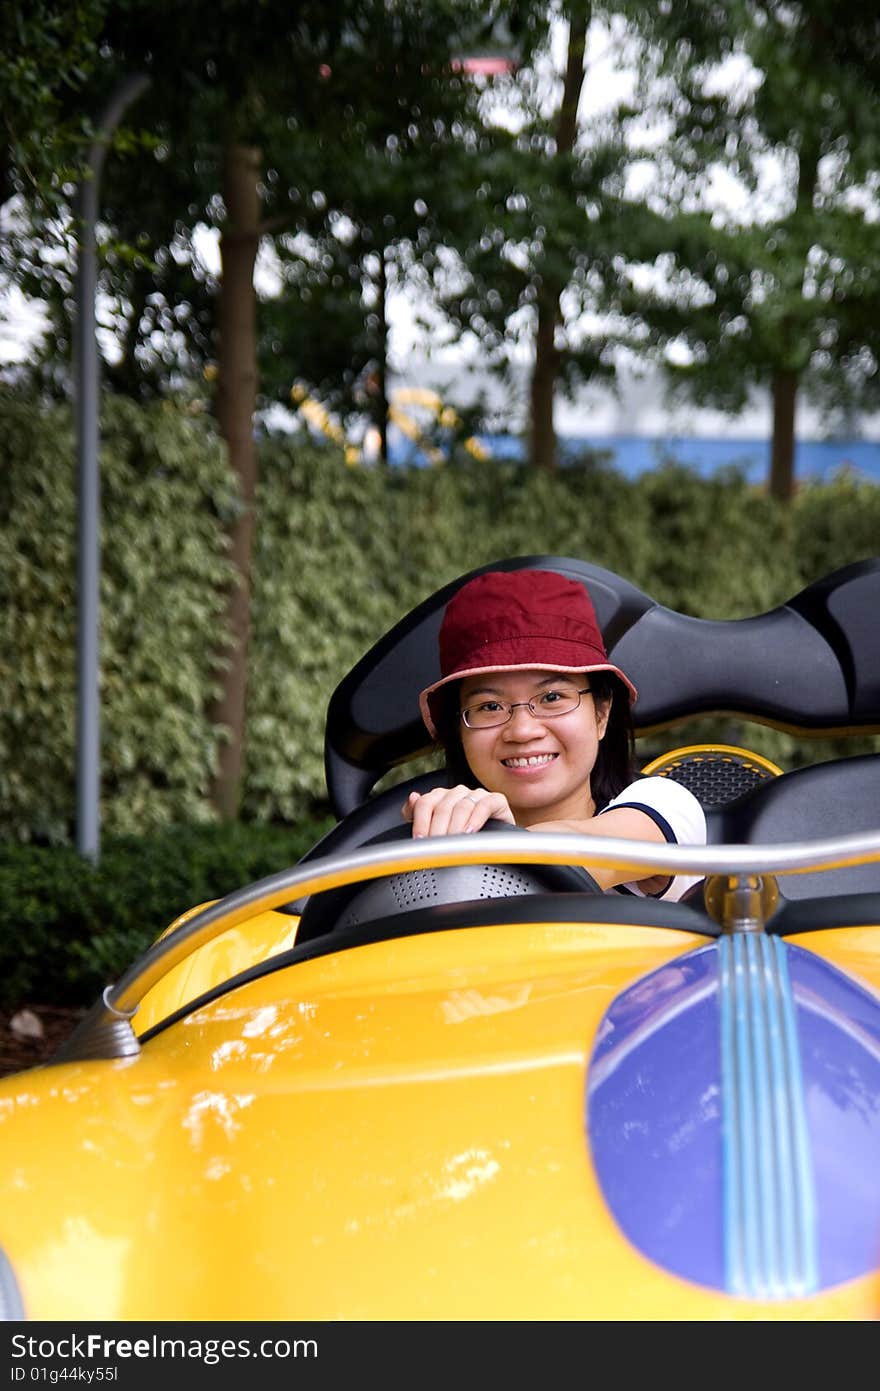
{"left": 645, "top": 740, "right": 880, "bottom": 900}
{"left": 292, "top": 554, "right": 880, "bottom": 920}
{"left": 710, "top": 753, "right": 880, "bottom": 899}
{"left": 324, "top": 554, "right": 880, "bottom": 818}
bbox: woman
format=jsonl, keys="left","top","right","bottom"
{"left": 402, "top": 568, "right": 706, "bottom": 899}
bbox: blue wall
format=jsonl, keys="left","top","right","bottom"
{"left": 391, "top": 431, "right": 880, "bottom": 481}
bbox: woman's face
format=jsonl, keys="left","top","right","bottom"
{"left": 458, "top": 669, "right": 610, "bottom": 826}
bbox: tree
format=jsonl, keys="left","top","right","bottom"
{"left": 0, "top": 0, "right": 111, "bottom": 213}
{"left": 5, "top": 0, "right": 547, "bottom": 815}
{"left": 1, "top": 0, "right": 119, "bottom": 359}
{"left": 242, "top": 5, "right": 550, "bottom": 465}
{"left": 529, "top": 3, "right": 589, "bottom": 471}
{"left": 418, "top": 4, "right": 638, "bottom": 470}
{"left": 257, "top": 42, "right": 526, "bottom": 463}
{"left": 611, "top": 0, "right": 880, "bottom": 500}
{"left": 20, "top": 0, "right": 362, "bottom": 818}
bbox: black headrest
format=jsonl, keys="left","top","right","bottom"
{"left": 324, "top": 554, "right": 880, "bottom": 817}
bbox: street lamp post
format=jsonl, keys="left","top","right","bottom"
{"left": 74, "top": 73, "right": 149, "bottom": 862}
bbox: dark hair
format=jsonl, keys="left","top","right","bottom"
{"left": 433, "top": 670, "right": 636, "bottom": 813}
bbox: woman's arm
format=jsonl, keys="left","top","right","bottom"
{"left": 402, "top": 777, "right": 707, "bottom": 899}
{"left": 580, "top": 778, "right": 707, "bottom": 899}
{"left": 525, "top": 806, "right": 668, "bottom": 891}
{"left": 403, "top": 789, "right": 670, "bottom": 890}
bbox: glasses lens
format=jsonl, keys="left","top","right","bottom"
{"left": 532, "top": 689, "right": 581, "bottom": 717}
{"left": 462, "top": 688, "right": 585, "bottom": 728}
{"left": 462, "top": 700, "right": 508, "bottom": 729}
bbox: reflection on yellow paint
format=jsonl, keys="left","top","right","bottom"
{"left": 241, "top": 1006, "right": 280, "bottom": 1039}
{"left": 441, "top": 985, "right": 532, "bottom": 1023}
{"left": 181, "top": 1091, "right": 255, "bottom": 1147}
{"left": 438, "top": 1149, "right": 501, "bottom": 1202}
{"left": 1, "top": 921, "right": 878, "bottom": 1319}
{"left": 33, "top": 1217, "right": 130, "bottom": 1321}
{"left": 136, "top": 910, "right": 300, "bottom": 1036}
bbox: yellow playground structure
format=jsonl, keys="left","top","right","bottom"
{"left": 290, "top": 383, "right": 489, "bottom": 465}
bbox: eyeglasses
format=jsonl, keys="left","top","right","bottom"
{"left": 461, "top": 687, "right": 592, "bottom": 730}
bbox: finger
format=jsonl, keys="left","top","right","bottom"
{"left": 462, "top": 793, "right": 515, "bottom": 831}
{"left": 417, "top": 794, "right": 460, "bottom": 837}
{"left": 447, "top": 792, "right": 483, "bottom": 833}
{"left": 484, "top": 794, "right": 516, "bottom": 826}
{"left": 450, "top": 789, "right": 514, "bottom": 834}
{"left": 413, "top": 787, "right": 475, "bottom": 838}
{"left": 410, "top": 789, "right": 450, "bottom": 838}
{"left": 405, "top": 788, "right": 448, "bottom": 835}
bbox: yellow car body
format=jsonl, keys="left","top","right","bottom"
{"left": 3, "top": 555, "right": 880, "bottom": 1321}
{"left": 1, "top": 835, "right": 879, "bottom": 1321}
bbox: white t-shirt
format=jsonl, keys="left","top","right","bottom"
{"left": 596, "top": 775, "right": 707, "bottom": 902}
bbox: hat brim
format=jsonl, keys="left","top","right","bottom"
{"left": 419, "top": 661, "right": 638, "bottom": 739}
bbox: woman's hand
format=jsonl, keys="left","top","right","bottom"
{"left": 402, "top": 785, "right": 516, "bottom": 838}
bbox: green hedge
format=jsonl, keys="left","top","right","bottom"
{"left": 0, "top": 389, "right": 237, "bottom": 843}
{"left": 2, "top": 387, "right": 879, "bottom": 841}
{"left": 245, "top": 443, "right": 880, "bottom": 792}
{"left": 0, "top": 816, "right": 333, "bottom": 1010}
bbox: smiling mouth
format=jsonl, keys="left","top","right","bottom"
{"left": 501, "top": 754, "right": 558, "bottom": 768}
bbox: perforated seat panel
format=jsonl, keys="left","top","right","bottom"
{"left": 642, "top": 745, "right": 782, "bottom": 809}
{"left": 336, "top": 863, "right": 555, "bottom": 929}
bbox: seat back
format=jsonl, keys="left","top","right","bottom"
{"left": 324, "top": 554, "right": 880, "bottom": 818}
{"left": 711, "top": 753, "right": 880, "bottom": 899}
{"left": 641, "top": 744, "right": 783, "bottom": 808}
{"left": 647, "top": 742, "right": 880, "bottom": 898}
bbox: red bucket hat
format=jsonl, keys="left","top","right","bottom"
{"left": 419, "top": 568, "right": 638, "bottom": 738}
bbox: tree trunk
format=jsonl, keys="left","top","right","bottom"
{"left": 530, "top": 301, "right": 559, "bottom": 470}
{"left": 770, "top": 368, "right": 797, "bottom": 502}
{"left": 528, "top": 3, "right": 589, "bottom": 470}
{"left": 376, "top": 248, "right": 390, "bottom": 466}
{"left": 766, "top": 145, "right": 816, "bottom": 502}
{"left": 209, "top": 142, "right": 261, "bottom": 819}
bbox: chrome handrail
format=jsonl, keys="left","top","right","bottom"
{"left": 52, "top": 827, "right": 880, "bottom": 1063}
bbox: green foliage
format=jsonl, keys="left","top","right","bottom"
{"left": 6, "top": 0, "right": 548, "bottom": 420}
{"left": 425, "top": 18, "right": 634, "bottom": 420}
{"left": 0, "top": 389, "right": 236, "bottom": 842}
{"left": 629, "top": 457, "right": 796, "bottom": 616}
{"left": 244, "top": 440, "right": 878, "bottom": 816}
{"left": 614, "top": 1, "right": 880, "bottom": 492}
{"left": 0, "top": 0, "right": 110, "bottom": 208}
{"left": 791, "top": 470, "right": 880, "bottom": 582}
{"left": 1, "top": 390, "right": 878, "bottom": 840}
{"left": 0, "top": 817, "right": 333, "bottom": 1010}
